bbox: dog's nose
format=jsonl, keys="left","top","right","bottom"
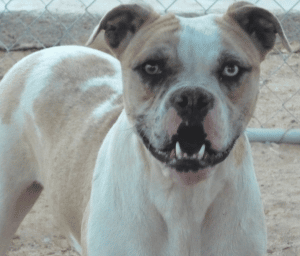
{"left": 170, "top": 88, "right": 214, "bottom": 120}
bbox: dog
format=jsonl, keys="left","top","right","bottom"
{"left": 0, "top": 1, "right": 291, "bottom": 255}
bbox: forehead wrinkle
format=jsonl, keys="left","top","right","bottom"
{"left": 133, "top": 45, "right": 175, "bottom": 67}
{"left": 177, "top": 15, "right": 221, "bottom": 74}
{"left": 218, "top": 50, "right": 251, "bottom": 67}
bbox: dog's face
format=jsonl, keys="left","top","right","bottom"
{"left": 120, "top": 13, "right": 262, "bottom": 174}
{"left": 87, "top": 2, "right": 290, "bottom": 178}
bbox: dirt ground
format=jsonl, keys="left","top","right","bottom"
{"left": 1, "top": 11, "right": 300, "bottom": 256}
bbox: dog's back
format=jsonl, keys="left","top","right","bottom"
{"left": 0, "top": 45, "right": 123, "bottom": 254}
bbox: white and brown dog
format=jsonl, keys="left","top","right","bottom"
{"left": 0, "top": 2, "right": 291, "bottom": 255}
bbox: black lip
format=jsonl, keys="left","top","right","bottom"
{"left": 167, "top": 142, "right": 235, "bottom": 172}
{"left": 137, "top": 128, "right": 238, "bottom": 172}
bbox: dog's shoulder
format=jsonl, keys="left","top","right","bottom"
{"left": 0, "top": 46, "right": 123, "bottom": 129}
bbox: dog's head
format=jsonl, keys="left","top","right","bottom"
{"left": 87, "top": 2, "right": 291, "bottom": 181}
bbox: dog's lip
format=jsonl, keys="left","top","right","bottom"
{"left": 139, "top": 131, "right": 237, "bottom": 172}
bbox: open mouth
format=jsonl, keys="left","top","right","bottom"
{"left": 151, "top": 140, "right": 235, "bottom": 172}
{"left": 138, "top": 125, "right": 237, "bottom": 172}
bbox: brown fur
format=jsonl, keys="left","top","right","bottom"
{"left": 121, "top": 13, "right": 181, "bottom": 122}
{"left": 88, "top": 31, "right": 115, "bottom": 56}
{"left": 233, "top": 135, "right": 246, "bottom": 167}
{"left": 43, "top": 105, "right": 122, "bottom": 241}
{"left": 0, "top": 51, "right": 123, "bottom": 248}
{"left": 215, "top": 13, "right": 262, "bottom": 128}
{"left": 30, "top": 55, "right": 123, "bottom": 241}
{"left": 0, "top": 53, "right": 42, "bottom": 124}
{"left": 225, "top": 2, "right": 291, "bottom": 60}
{"left": 33, "top": 55, "right": 116, "bottom": 140}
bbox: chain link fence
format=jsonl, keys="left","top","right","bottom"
{"left": 1, "top": 0, "right": 300, "bottom": 139}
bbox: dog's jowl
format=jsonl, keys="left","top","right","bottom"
{"left": 0, "top": 2, "right": 291, "bottom": 256}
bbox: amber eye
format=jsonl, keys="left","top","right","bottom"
{"left": 222, "top": 64, "right": 239, "bottom": 77}
{"left": 143, "top": 62, "right": 162, "bottom": 75}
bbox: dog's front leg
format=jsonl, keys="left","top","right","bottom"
{"left": 84, "top": 110, "right": 166, "bottom": 256}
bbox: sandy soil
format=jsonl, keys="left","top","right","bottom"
{"left": 1, "top": 13, "right": 300, "bottom": 256}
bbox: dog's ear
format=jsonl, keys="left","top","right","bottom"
{"left": 86, "top": 4, "right": 158, "bottom": 58}
{"left": 226, "top": 1, "right": 291, "bottom": 59}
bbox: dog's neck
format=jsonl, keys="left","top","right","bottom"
{"left": 89, "top": 110, "right": 246, "bottom": 254}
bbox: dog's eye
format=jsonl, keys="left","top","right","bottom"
{"left": 143, "top": 62, "right": 162, "bottom": 75}
{"left": 222, "top": 64, "right": 239, "bottom": 77}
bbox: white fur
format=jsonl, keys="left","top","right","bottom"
{"left": 70, "top": 233, "right": 82, "bottom": 254}
{"left": 83, "top": 76, "right": 122, "bottom": 93}
{"left": 176, "top": 14, "right": 231, "bottom": 151}
{"left": 82, "top": 56, "right": 122, "bottom": 94}
{"left": 92, "top": 93, "right": 121, "bottom": 119}
{"left": 87, "top": 110, "right": 266, "bottom": 255}
{"left": 177, "top": 14, "right": 222, "bottom": 72}
{"left": 16, "top": 46, "right": 101, "bottom": 118}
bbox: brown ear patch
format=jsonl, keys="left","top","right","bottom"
{"left": 86, "top": 4, "right": 160, "bottom": 58}
{"left": 229, "top": 7, "right": 277, "bottom": 50}
{"left": 226, "top": 2, "right": 291, "bottom": 58}
{"left": 102, "top": 5, "right": 150, "bottom": 49}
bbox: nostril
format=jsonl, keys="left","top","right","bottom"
{"left": 196, "top": 97, "right": 210, "bottom": 110}
{"left": 177, "top": 95, "right": 189, "bottom": 109}
{"left": 170, "top": 88, "right": 214, "bottom": 115}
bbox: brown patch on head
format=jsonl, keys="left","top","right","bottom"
{"left": 216, "top": 16, "right": 261, "bottom": 127}
{"left": 216, "top": 16, "right": 261, "bottom": 64}
{"left": 0, "top": 53, "right": 41, "bottom": 124}
{"left": 87, "top": 4, "right": 181, "bottom": 125}
{"left": 226, "top": 70, "right": 260, "bottom": 126}
{"left": 233, "top": 134, "right": 246, "bottom": 167}
{"left": 120, "top": 13, "right": 181, "bottom": 122}
{"left": 33, "top": 54, "right": 118, "bottom": 140}
{"left": 121, "top": 13, "right": 180, "bottom": 63}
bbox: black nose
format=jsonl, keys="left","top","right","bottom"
{"left": 170, "top": 88, "right": 214, "bottom": 121}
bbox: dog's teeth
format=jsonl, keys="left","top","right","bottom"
{"left": 183, "top": 153, "right": 188, "bottom": 158}
{"left": 192, "top": 154, "right": 197, "bottom": 159}
{"left": 175, "top": 142, "right": 182, "bottom": 159}
{"left": 197, "top": 144, "right": 205, "bottom": 160}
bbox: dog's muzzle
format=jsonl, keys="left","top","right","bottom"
{"left": 140, "top": 124, "right": 236, "bottom": 172}
{"left": 138, "top": 88, "right": 237, "bottom": 172}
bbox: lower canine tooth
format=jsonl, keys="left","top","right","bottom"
{"left": 197, "top": 144, "right": 205, "bottom": 160}
{"left": 176, "top": 142, "right": 182, "bottom": 159}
